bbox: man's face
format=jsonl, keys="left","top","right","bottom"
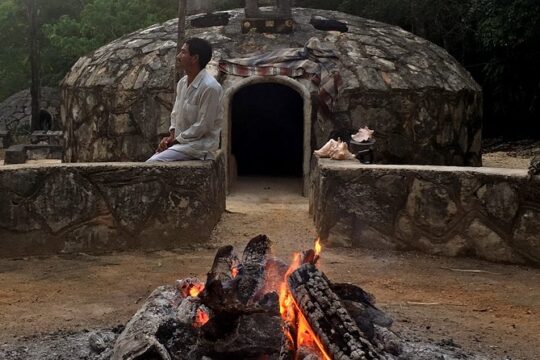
{"left": 176, "top": 43, "right": 198, "bottom": 70}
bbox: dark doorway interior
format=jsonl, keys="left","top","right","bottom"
{"left": 231, "top": 83, "right": 303, "bottom": 176}
{"left": 39, "top": 110, "right": 52, "bottom": 131}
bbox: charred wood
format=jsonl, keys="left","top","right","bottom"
{"left": 257, "top": 257, "right": 289, "bottom": 297}
{"left": 111, "top": 286, "right": 177, "bottom": 360}
{"left": 242, "top": 234, "right": 272, "bottom": 264}
{"left": 299, "top": 249, "right": 318, "bottom": 266}
{"left": 279, "top": 322, "right": 296, "bottom": 360}
{"left": 288, "top": 264, "right": 385, "bottom": 360}
{"left": 206, "top": 245, "right": 237, "bottom": 283}
{"left": 237, "top": 235, "right": 272, "bottom": 304}
{"left": 155, "top": 319, "right": 199, "bottom": 360}
{"left": 332, "top": 283, "right": 393, "bottom": 337}
{"left": 199, "top": 313, "right": 285, "bottom": 359}
{"left": 200, "top": 245, "right": 242, "bottom": 312}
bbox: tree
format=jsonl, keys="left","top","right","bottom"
{"left": 44, "top": 0, "right": 177, "bottom": 63}
{"left": 471, "top": 0, "right": 540, "bottom": 137}
{"left": 24, "top": 0, "right": 40, "bottom": 131}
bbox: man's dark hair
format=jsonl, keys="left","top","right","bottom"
{"left": 185, "top": 37, "right": 213, "bottom": 69}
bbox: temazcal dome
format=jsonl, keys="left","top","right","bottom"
{"left": 61, "top": 8, "right": 482, "bottom": 176}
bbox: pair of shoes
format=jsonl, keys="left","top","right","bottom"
{"left": 314, "top": 138, "right": 355, "bottom": 160}
{"left": 351, "top": 126, "right": 374, "bottom": 143}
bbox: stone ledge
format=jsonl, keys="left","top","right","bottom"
{"left": 310, "top": 157, "right": 540, "bottom": 266}
{"left": 0, "top": 152, "right": 226, "bottom": 257}
{"left": 4, "top": 144, "right": 63, "bottom": 164}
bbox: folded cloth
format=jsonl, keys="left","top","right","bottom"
{"left": 218, "top": 37, "right": 342, "bottom": 112}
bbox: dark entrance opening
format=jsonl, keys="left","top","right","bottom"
{"left": 231, "top": 83, "right": 303, "bottom": 177}
{"left": 39, "top": 110, "right": 52, "bottom": 131}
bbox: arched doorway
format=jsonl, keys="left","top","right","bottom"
{"left": 39, "top": 110, "right": 53, "bottom": 131}
{"left": 231, "top": 83, "right": 303, "bottom": 177}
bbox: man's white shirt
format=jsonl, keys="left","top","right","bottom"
{"left": 169, "top": 69, "right": 223, "bottom": 160}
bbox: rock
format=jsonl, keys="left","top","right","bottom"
{"left": 465, "top": 219, "right": 524, "bottom": 263}
{"left": 513, "top": 209, "right": 540, "bottom": 262}
{"left": 477, "top": 183, "right": 519, "bottom": 222}
{"left": 406, "top": 179, "right": 458, "bottom": 235}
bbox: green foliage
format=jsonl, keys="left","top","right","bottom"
{"left": 0, "top": 0, "right": 29, "bottom": 100}
{"left": 0, "top": 0, "right": 539, "bottom": 137}
{"left": 469, "top": 0, "right": 540, "bottom": 136}
{"left": 44, "top": 0, "right": 177, "bottom": 66}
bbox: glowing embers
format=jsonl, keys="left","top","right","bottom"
{"left": 193, "top": 307, "right": 210, "bottom": 328}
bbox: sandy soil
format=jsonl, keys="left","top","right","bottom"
{"left": 0, "top": 176, "right": 539, "bottom": 359}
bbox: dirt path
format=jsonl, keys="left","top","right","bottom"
{"left": 1, "top": 177, "right": 539, "bottom": 359}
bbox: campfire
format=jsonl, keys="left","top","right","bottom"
{"left": 111, "top": 235, "right": 398, "bottom": 360}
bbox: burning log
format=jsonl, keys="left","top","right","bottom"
{"left": 201, "top": 235, "right": 276, "bottom": 313}
{"left": 287, "top": 264, "right": 385, "bottom": 360}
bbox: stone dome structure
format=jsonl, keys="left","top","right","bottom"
{"left": 0, "top": 87, "right": 61, "bottom": 135}
{"left": 61, "top": 8, "right": 482, "bottom": 182}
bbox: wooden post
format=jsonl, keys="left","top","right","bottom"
{"left": 26, "top": 0, "right": 40, "bottom": 132}
{"left": 176, "top": 0, "right": 187, "bottom": 84}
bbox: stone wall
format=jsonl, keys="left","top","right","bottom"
{"left": 328, "top": 89, "right": 482, "bottom": 166}
{"left": 0, "top": 153, "right": 226, "bottom": 258}
{"left": 310, "top": 158, "right": 540, "bottom": 266}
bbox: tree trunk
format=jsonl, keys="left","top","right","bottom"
{"left": 176, "top": 0, "right": 187, "bottom": 84}
{"left": 26, "top": 0, "right": 40, "bottom": 132}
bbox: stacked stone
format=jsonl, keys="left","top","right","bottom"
{"left": 0, "top": 87, "right": 60, "bottom": 136}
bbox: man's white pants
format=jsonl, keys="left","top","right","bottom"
{"left": 146, "top": 148, "right": 195, "bottom": 162}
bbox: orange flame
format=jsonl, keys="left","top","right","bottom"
{"left": 278, "top": 250, "right": 331, "bottom": 360}
{"left": 279, "top": 253, "right": 301, "bottom": 320}
{"left": 188, "top": 283, "right": 205, "bottom": 297}
{"left": 193, "top": 308, "right": 209, "bottom": 327}
{"left": 294, "top": 299, "right": 331, "bottom": 360}
{"left": 315, "top": 238, "right": 322, "bottom": 257}
{"left": 231, "top": 267, "right": 239, "bottom": 278}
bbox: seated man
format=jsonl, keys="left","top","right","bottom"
{"left": 147, "top": 37, "right": 223, "bottom": 162}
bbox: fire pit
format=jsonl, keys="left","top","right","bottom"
{"left": 106, "top": 236, "right": 487, "bottom": 360}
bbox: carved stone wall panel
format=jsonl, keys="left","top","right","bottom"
{"left": 0, "top": 153, "right": 226, "bottom": 257}
{"left": 311, "top": 158, "right": 540, "bottom": 266}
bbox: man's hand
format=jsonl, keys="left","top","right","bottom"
{"left": 157, "top": 132, "right": 175, "bottom": 152}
